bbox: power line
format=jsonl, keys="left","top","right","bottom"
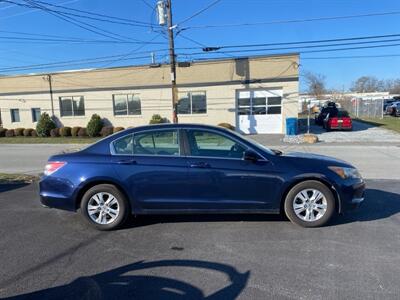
{"left": 178, "top": 0, "right": 222, "bottom": 25}
{"left": 177, "top": 38, "right": 400, "bottom": 56}
{"left": 0, "top": 35, "right": 166, "bottom": 44}
{"left": 208, "top": 33, "right": 400, "bottom": 49}
{"left": 182, "top": 10, "right": 400, "bottom": 30}
{"left": 34, "top": 0, "right": 156, "bottom": 26}
{"left": 15, "top": 0, "right": 138, "bottom": 41}
{"left": 302, "top": 54, "right": 400, "bottom": 60}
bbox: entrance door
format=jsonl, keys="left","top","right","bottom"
{"left": 237, "top": 90, "right": 283, "bottom": 134}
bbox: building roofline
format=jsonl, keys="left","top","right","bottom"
{"left": 0, "top": 52, "right": 300, "bottom": 79}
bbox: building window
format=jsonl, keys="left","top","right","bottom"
{"left": 238, "top": 92, "right": 282, "bottom": 115}
{"left": 59, "top": 96, "right": 85, "bottom": 117}
{"left": 10, "top": 109, "right": 20, "bottom": 123}
{"left": 31, "top": 108, "right": 41, "bottom": 122}
{"left": 177, "top": 91, "right": 207, "bottom": 114}
{"left": 113, "top": 94, "right": 141, "bottom": 116}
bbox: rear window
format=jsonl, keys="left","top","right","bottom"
{"left": 330, "top": 110, "right": 349, "bottom": 117}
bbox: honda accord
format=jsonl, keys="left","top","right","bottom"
{"left": 39, "top": 124, "right": 365, "bottom": 230}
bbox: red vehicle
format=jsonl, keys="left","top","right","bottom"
{"left": 323, "top": 110, "right": 352, "bottom": 131}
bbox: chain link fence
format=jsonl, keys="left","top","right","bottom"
{"left": 335, "top": 98, "right": 384, "bottom": 119}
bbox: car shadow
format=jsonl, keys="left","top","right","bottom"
{"left": 4, "top": 259, "right": 250, "bottom": 300}
{"left": 0, "top": 183, "right": 30, "bottom": 193}
{"left": 124, "top": 213, "right": 285, "bottom": 229}
{"left": 122, "top": 187, "right": 400, "bottom": 229}
{"left": 332, "top": 187, "right": 400, "bottom": 225}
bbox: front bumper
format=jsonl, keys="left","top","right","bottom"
{"left": 339, "top": 179, "right": 366, "bottom": 212}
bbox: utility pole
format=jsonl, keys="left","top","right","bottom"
{"left": 158, "top": 0, "right": 178, "bottom": 123}
{"left": 44, "top": 74, "right": 55, "bottom": 117}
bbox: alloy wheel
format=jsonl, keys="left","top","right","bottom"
{"left": 87, "top": 192, "right": 120, "bottom": 225}
{"left": 293, "top": 189, "right": 327, "bottom": 222}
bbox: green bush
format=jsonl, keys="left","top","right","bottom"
{"left": 86, "top": 114, "right": 103, "bottom": 137}
{"left": 218, "top": 123, "right": 235, "bottom": 131}
{"left": 23, "top": 128, "right": 34, "bottom": 137}
{"left": 50, "top": 128, "right": 60, "bottom": 137}
{"left": 149, "top": 114, "right": 167, "bottom": 124}
{"left": 59, "top": 127, "right": 71, "bottom": 137}
{"left": 0, "top": 128, "right": 7, "bottom": 137}
{"left": 71, "top": 126, "right": 81, "bottom": 137}
{"left": 113, "top": 127, "right": 124, "bottom": 133}
{"left": 5, "top": 129, "right": 14, "bottom": 137}
{"left": 78, "top": 127, "right": 87, "bottom": 137}
{"left": 36, "top": 113, "right": 56, "bottom": 137}
{"left": 100, "top": 126, "right": 114, "bottom": 137}
{"left": 14, "top": 128, "right": 25, "bottom": 136}
{"left": 31, "top": 130, "right": 38, "bottom": 137}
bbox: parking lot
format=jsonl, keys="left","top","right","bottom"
{"left": 0, "top": 179, "right": 400, "bottom": 299}
{"left": 1, "top": 120, "right": 400, "bottom": 299}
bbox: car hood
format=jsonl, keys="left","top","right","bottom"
{"left": 283, "top": 151, "right": 352, "bottom": 166}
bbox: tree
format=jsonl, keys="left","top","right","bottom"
{"left": 383, "top": 79, "right": 400, "bottom": 94}
{"left": 350, "top": 76, "right": 384, "bottom": 93}
{"left": 36, "top": 112, "right": 56, "bottom": 137}
{"left": 303, "top": 71, "right": 326, "bottom": 98}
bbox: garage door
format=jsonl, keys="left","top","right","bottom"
{"left": 237, "top": 90, "right": 283, "bottom": 134}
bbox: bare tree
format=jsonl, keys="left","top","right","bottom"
{"left": 303, "top": 71, "right": 326, "bottom": 98}
{"left": 350, "top": 76, "right": 384, "bottom": 93}
{"left": 383, "top": 79, "right": 400, "bottom": 94}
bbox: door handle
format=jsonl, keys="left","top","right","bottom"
{"left": 189, "top": 162, "right": 210, "bottom": 168}
{"left": 116, "top": 159, "right": 137, "bottom": 165}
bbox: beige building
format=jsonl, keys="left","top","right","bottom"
{"left": 0, "top": 53, "right": 299, "bottom": 134}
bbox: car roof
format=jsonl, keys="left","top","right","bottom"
{"left": 125, "top": 123, "right": 229, "bottom": 133}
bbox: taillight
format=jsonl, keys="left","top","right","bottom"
{"left": 329, "top": 117, "right": 338, "bottom": 125}
{"left": 343, "top": 117, "right": 352, "bottom": 125}
{"left": 44, "top": 161, "right": 66, "bottom": 176}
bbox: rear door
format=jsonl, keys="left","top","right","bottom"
{"left": 184, "top": 129, "right": 280, "bottom": 211}
{"left": 111, "top": 129, "right": 190, "bottom": 211}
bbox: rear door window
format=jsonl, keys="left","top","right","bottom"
{"left": 133, "top": 130, "right": 180, "bottom": 156}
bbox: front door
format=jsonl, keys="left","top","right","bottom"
{"left": 184, "top": 129, "right": 280, "bottom": 211}
{"left": 237, "top": 89, "right": 283, "bottom": 134}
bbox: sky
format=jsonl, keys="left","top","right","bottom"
{"left": 0, "top": 0, "right": 399, "bottom": 91}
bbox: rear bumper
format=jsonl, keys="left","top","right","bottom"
{"left": 39, "top": 176, "right": 77, "bottom": 211}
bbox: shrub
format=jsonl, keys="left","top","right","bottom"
{"left": 86, "top": 114, "right": 103, "bottom": 137}
{"left": 23, "top": 128, "right": 34, "bottom": 137}
{"left": 113, "top": 127, "right": 124, "bottom": 133}
{"left": 36, "top": 113, "right": 56, "bottom": 137}
{"left": 31, "top": 130, "right": 38, "bottom": 137}
{"left": 59, "top": 127, "right": 71, "bottom": 137}
{"left": 50, "top": 128, "right": 60, "bottom": 137}
{"left": 100, "top": 126, "right": 114, "bottom": 137}
{"left": 5, "top": 129, "right": 14, "bottom": 137}
{"left": 71, "top": 126, "right": 81, "bottom": 137}
{"left": 14, "top": 128, "right": 25, "bottom": 136}
{"left": 218, "top": 123, "right": 235, "bottom": 131}
{"left": 0, "top": 128, "right": 7, "bottom": 137}
{"left": 149, "top": 114, "right": 167, "bottom": 124}
{"left": 78, "top": 127, "right": 87, "bottom": 137}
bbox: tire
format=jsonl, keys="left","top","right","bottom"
{"left": 80, "top": 184, "right": 129, "bottom": 230}
{"left": 284, "top": 180, "right": 335, "bottom": 228}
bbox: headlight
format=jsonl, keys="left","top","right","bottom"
{"left": 328, "top": 166, "right": 362, "bottom": 179}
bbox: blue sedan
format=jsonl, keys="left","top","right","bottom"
{"left": 39, "top": 124, "right": 365, "bottom": 230}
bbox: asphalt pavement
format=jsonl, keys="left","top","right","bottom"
{"left": 0, "top": 179, "right": 399, "bottom": 299}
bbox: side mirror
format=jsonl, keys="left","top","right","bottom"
{"left": 242, "top": 150, "right": 259, "bottom": 162}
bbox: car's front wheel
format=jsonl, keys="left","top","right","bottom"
{"left": 284, "top": 181, "right": 335, "bottom": 227}
{"left": 80, "top": 184, "right": 129, "bottom": 230}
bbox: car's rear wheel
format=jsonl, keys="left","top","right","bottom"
{"left": 80, "top": 184, "right": 129, "bottom": 230}
{"left": 284, "top": 181, "right": 335, "bottom": 227}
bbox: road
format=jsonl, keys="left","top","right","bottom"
{"left": 0, "top": 142, "right": 399, "bottom": 180}
{"left": 0, "top": 180, "right": 399, "bottom": 299}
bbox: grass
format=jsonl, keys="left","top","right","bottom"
{"left": 0, "top": 173, "right": 39, "bottom": 184}
{"left": 355, "top": 116, "right": 400, "bottom": 133}
{"left": 0, "top": 136, "right": 100, "bottom": 144}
